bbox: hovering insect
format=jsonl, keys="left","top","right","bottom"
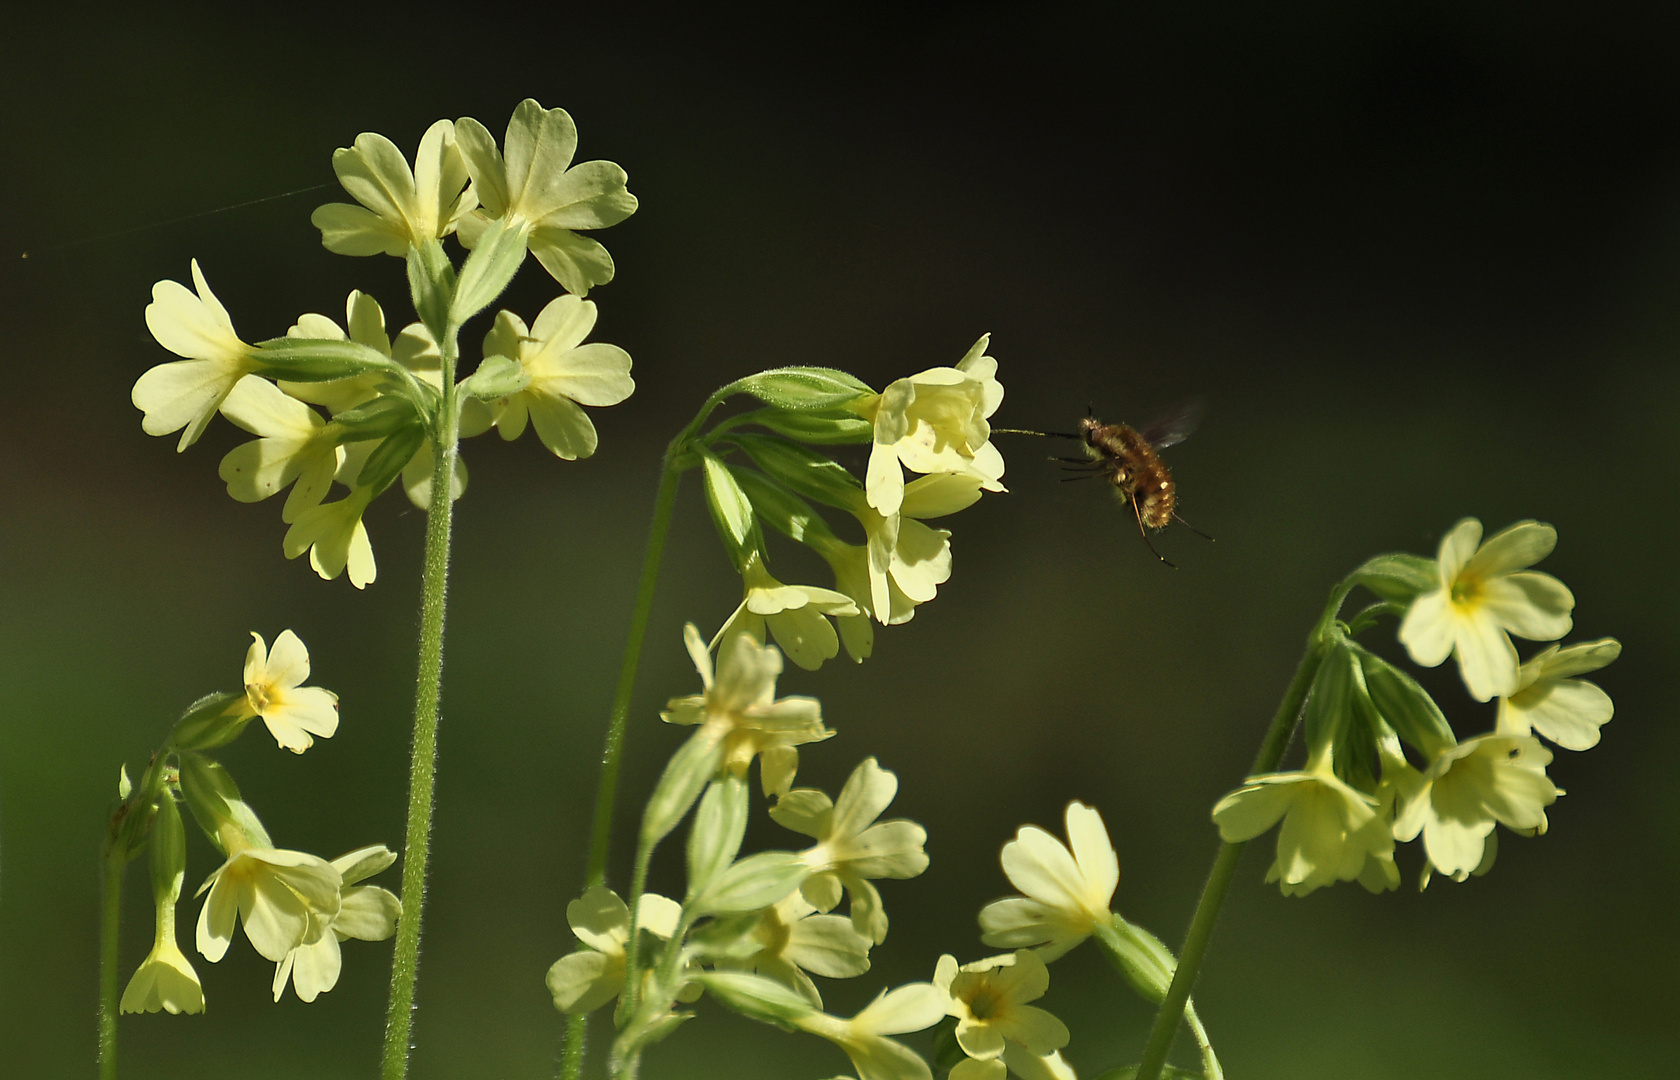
{"left": 1054, "top": 401, "right": 1212, "bottom": 567}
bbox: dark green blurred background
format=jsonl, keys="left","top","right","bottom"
{"left": 4, "top": 5, "right": 1677, "bottom": 1077}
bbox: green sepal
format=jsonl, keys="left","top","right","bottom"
{"left": 1301, "top": 644, "right": 1357, "bottom": 757}
{"left": 931, "top": 1020, "right": 965, "bottom": 1072}
{"left": 699, "top": 449, "right": 758, "bottom": 571}
{"left": 108, "top": 761, "right": 162, "bottom": 862}
{"left": 685, "top": 914, "right": 765, "bottom": 962}
{"left": 726, "top": 433, "right": 863, "bottom": 511}
{"left": 356, "top": 424, "right": 426, "bottom": 493}
{"left": 167, "top": 690, "right": 252, "bottom": 752}
{"left": 689, "top": 851, "right": 808, "bottom": 915}
{"left": 635, "top": 1009, "right": 693, "bottom": 1047}
{"left": 406, "top": 237, "right": 457, "bottom": 343}
{"left": 735, "top": 367, "right": 873, "bottom": 411}
{"left": 1337, "top": 660, "right": 1386, "bottom": 794}
{"left": 1093, "top": 915, "right": 1176, "bottom": 1003}
{"left": 334, "top": 395, "right": 422, "bottom": 440}
{"left": 450, "top": 216, "right": 530, "bottom": 326}
{"left": 118, "top": 765, "right": 133, "bottom": 800}
{"left": 1350, "top": 553, "right": 1439, "bottom": 605}
{"left": 148, "top": 791, "right": 188, "bottom": 908}
{"left": 1352, "top": 646, "right": 1456, "bottom": 758}
{"left": 686, "top": 776, "right": 750, "bottom": 901}
{"left": 459, "top": 355, "right": 530, "bottom": 401}
{"left": 731, "top": 407, "right": 874, "bottom": 445}
{"left": 642, "top": 729, "right": 726, "bottom": 851}
{"left": 176, "top": 752, "right": 272, "bottom": 853}
{"left": 729, "top": 467, "right": 840, "bottom": 547}
{"left": 252, "top": 337, "right": 397, "bottom": 382}
{"left": 692, "top": 971, "right": 816, "bottom": 1027}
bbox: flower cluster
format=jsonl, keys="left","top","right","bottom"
{"left": 110, "top": 632, "right": 397, "bottom": 1015}
{"left": 132, "top": 101, "right": 637, "bottom": 588}
{"left": 1214, "top": 518, "right": 1620, "bottom": 892}
{"left": 547, "top": 626, "right": 936, "bottom": 1078}
{"left": 678, "top": 337, "right": 1006, "bottom": 669}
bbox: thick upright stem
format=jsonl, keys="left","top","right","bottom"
{"left": 1133, "top": 582, "right": 1353, "bottom": 1080}
{"left": 381, "top": 370, "right": 460, "bottom": 1080}
{"left": 98, "top": 848, "right": 125, "bottom": 1080}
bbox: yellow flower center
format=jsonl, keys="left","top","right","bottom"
{"left": 1449, "top": 576, "right": 1484, "bottom": 609}
{"left": 246, "top": 681, "right": 274, "bottom": 714}
{"left": 965, "top": 984, "right": 1004, "bottom": 1021}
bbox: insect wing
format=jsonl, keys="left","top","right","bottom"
{"left": 1138, "top": 398, "right": 1205, "bottom": 450}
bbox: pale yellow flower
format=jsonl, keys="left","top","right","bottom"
{"left": 719, "top": 553, "right": 860, "bottom": 672}
{"left": 1212, "top": 766, "right": 1393, "bottom": 897}
{"left": 480, "top": 295, "right": 634, "bottom": 459}
{"left": 790, "top": 982, "right": 948, "bottom": 1080}
{"left": 854, "top": 472, "right": 983, "bottom": 624}
{"left": 236, "top": 630, "right": 339, "bottom": 753}
{"left": 545, "top": 886, "right": 683, "bottom": 1014}
{"left": 859, "top": 335, "right": 1006, "bottom": 516}
{"left": 133, "top": 260, "right": 258, "bottom": 450}
{"left": 195, "top": 841, "right": 342, "bottom": 963}
{"left": 1497, "top": 638, "right": 1621, "bottom": 750}
{"left": 456, "top": 99, "right": 639, "bottom": 295}
{"left": 311, "top": 119, "right": 476, "bottom": 256}
{"left": 218, "top": 376, "right": 343, "bottom": 521}
{"left": 272, "top": 845, "right": 401, "bottom": 1003}
{"left": 283, "top": 485, "right": 377, "bottom": 588}
{"left": 717, "top": 891, "right": 872, "bottom": 1008}
{"left": 120, "top": 934, "right": 204, "bottom": 1016}
{"left": 662, "top": 625, "right": 833, "bottom": 797}
{"left": 978, "top": 802, "right": 1117, "bottom": 961}
{"left": 935, "top": 951, "right": 1069, "bottom": 1065}
{"left": 1394, "top": 733, "right": 1560, "bottom": 881}
{"left": 771, "top": 757, "right": 928, "bottom": 944}
{"left": 1400, "top": 518, "right": 1575, "bottom": 701}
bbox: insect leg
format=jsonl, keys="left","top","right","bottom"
{"left": 1171, "top": 512, "right": 1215, "bottom": 541}
{"left": 1133, "top": 496, "right": 1178, "bottom": 568}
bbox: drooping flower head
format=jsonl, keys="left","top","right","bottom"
{"left": 1399, "top": 519, "right": 1575, "bottom": 701}
{"left": 218, "top": 376, "right": 343, "bottom": 522}
{"left": 718, "top": 553, "right": 860, "bottom": 672}
{"left": 1393, "top": 732, "right": 1560, "bottom": 881}
{"left": 196, "top": 837, "right": 343, "bottom": 964}
{"left": 978, "top": 802, "right": 1117, "bottom": 961}
{"left": 283, "top": 485, "right": 378, "bottom": 588}
{"left": 121, "top": 934, "right": 204, "bottom": 1016}
{"left": 1212, "top": 766, "right": 1394, "bottom": 897}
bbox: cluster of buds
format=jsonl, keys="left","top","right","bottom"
{"left": 681, "top": 336, "right": 1006, "bottom": 669}
{"left": 130, "top": 101, "right": 638, "bottom": 587}
{"left": 108, "top": 632, "right": 397, "bottom": 1014}
{"left": 1215, "top": 518, "right": 1621, "bottom": 893}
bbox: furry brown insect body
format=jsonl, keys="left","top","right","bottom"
{"left": 1079, "top": 417, "right": 1176, "bottom": 528}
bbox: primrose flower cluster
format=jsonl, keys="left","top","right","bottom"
{"left": 551, "top": 620, "right": 1214, "bottom": 1080}
{"left": 675, "top": 335, "right": 1006, "bottom": 670}
{"left": 106, "top": 632, "right": 397, "bottom": 1015}
{"left": 1214, "top": 518, "right": 1621, "bottom": 894}
{"left": 131, "top": 100, "right": 637, "bottom": 587}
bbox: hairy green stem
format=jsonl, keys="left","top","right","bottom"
{"left": 98, "top": 847, "right": 125, "bottom": 1080}
{"left": 381, "top": 344, "right": 460, "bottom": 1080}
{"left": 1134, "top": 581, "right": 1353, "bottom": 1080}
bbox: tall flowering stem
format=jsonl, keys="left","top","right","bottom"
{"left": 561, "top": 382, "right": 744, "bottom": 1080}
{"left": 1133, "top": 579, "right": 1354, "bottom": 1080}
{"left": 98, "top": 846, "right": 126, "bottom": 1080}
{"left": 381, "top": 339, "right": 459, "bottom": 1080}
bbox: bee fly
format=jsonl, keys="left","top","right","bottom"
{"left": 996, "top": 400, "right": 1212, "bottom": 567}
